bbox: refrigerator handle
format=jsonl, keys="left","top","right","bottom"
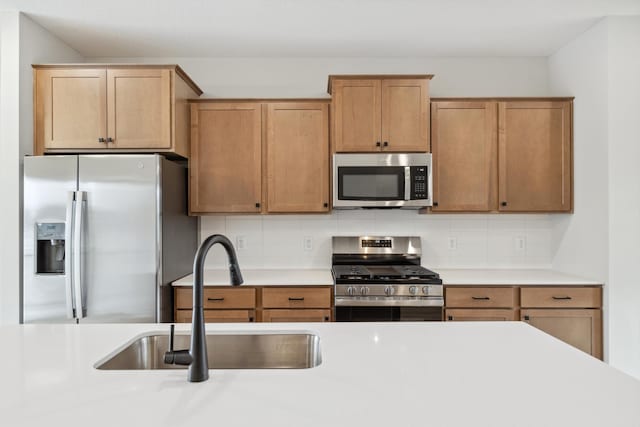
{"left": 73, "top": 191, "right": 86, "bottom": 320}
{"left": 64, "top": 192, "right": 75, "bottom": 319}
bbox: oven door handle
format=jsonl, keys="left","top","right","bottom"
{"left": 335, "top": 296, "right": 444, "bottom": 307}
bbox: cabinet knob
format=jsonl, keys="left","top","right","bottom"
{"left": 447, "top": 315, "right": 453, "bottom": 321}
{"left": 376, "top": 141, "right": 381, "bottom": 147}
{"left": 98, "top": 137, "right": 106, "bottom": 143}
{"left": 323, "top": 202, "right": 328, "bottom": 208}
{"left": 501, "top": 201, "right": 508, "bottom": 207}
{"left": 106, "top": 137, "right": 114, "bottom": 143}
{"left": 324, "top": 316, "right": 330, "bottom": 322}
{"left": 383, "top": 141, "right": 388, "bottom": 147}
{"left": 433, "top": 202, "right": 439, "bottom": 207}
{"left": 255, "top": 202, "right": 261, "bottom": 208}
{"left": 524, "top": 315, "right": 530, "bottom": 321}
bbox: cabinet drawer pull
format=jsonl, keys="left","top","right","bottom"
{"left": 552, "top": 296, "right": 572, "bottom": 300}
{"left": 288, "top": 297, "right": 305, "bottom": 301}
{"left": 471, "top": 296, "right": 490, "bottom": 300}
{"left": 207, "top": 297, "right": 225, "bottom": 302}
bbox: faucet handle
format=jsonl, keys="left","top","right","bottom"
{"left": 163, "top": 324, "right": 193, "bottom": 366}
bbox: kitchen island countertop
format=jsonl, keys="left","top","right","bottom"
{"left": 1, "top": 322, "right": 637, "bottom": 426}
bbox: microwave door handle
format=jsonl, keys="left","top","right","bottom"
{"left": 73, "top": 191, "right": 86, "bottom": 320}
{"left": 64, "top": 191, "right": 75, "bottom": 319}
{"left": 404, "top": 166, "right": 411, "bottom": 201}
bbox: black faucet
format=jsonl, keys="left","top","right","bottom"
{"left": 164, "top": 234, "right": 243, "bottom": 382}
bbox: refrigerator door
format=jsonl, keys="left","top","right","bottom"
{"left": 78, "top": 155, "right": 159, "bottom": 323}
{"left": 23, "top": 156, "right": 78, "bottom": 324}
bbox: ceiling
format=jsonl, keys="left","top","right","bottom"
{"left": 1, "top": 0, "right": 639, "bottom": 57}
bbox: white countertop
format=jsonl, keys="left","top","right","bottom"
{"left": 172, "top": 268, "right": 601, "bottom": 287}
{"left": 172, "top": 268, "right": 333, "bottom": 286}
{"left": 1, "top": 322, "right": 637, "bottom": 426}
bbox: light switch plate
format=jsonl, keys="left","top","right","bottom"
{"left": 448, "top": 236, "right": 457, "bottom": 251}
{"left": 303, "top": 236, "right": 313, "bottom": 251}
{"left": 514, "top": 236, "right": 526, "bottom": 253}
{"left": 236, "top": 235, "right": 246, "bottom": 250}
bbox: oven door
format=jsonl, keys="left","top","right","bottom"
{"left": 336, "top": 305, "right": 443, "bottom": 322}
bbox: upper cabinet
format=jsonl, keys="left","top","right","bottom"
{"left": 498, "top": 101, "right": 572, "bottom": 212}
{"left": 328, "top": 75, "right": 431, "bottom": 153}
{"left": 430, "top": 98, "right": 573, "bottom": 213}
{"left": 33, "top": 64, "right": 202, "bottom": 158}
{"left": 189, "top": 100, "right": 330, "bottom": 215}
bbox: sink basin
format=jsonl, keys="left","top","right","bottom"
{"left": 95, "top": 331, "right": 322, "bottom": 370}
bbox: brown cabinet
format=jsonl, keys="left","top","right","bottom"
{"left": 265, "top": 103, "right": 330, "bottom": 212}
{"left": 429, "top": 98, "right": 572, "bottom": 213}
{"left": 445, "top": 284, "right": 603, "bottom": 359}
{"left": 33, "top": 64, "right": 202, "bottom": 157}
{"left": 189, "top": 100, "right": 330, "bottom": 214}
{"left": 174, "top": 287, "right": 257, "bottom": 323}
{"left": 521, "top": 286, "right": 602, "bottom": 359}
{"left": 431, "top": 101, "right": 498, "bottom": 211}
{"left": 498, "top": 101, "right": 572, "bottom": 212}
{"left": 189, "top": 102, "right": 263, "bottom": 214}
{"left": 174, "top": 286, "right": 333, "bottom": 323}
{"left": 329, "top": 75, "right": 431, "bottom": 153}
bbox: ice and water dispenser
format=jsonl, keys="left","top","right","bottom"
{"left": 35, "top": 223, "right": 65, "bottom": 274}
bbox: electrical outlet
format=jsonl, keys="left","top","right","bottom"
{"left": 303, "top": 236, "right": 313, "bottom": 251}
{"left": 448, "top": 236, "right": 457, "bottom": 251}
{"left": 514, "top": 236, "right": 526, "bottom": 253}
{"left": 236, "top": 235, "right": 246, "bottom": 251}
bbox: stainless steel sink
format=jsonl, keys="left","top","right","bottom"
{"left": 95, "top": 332, "right": 322, "bottom": 370}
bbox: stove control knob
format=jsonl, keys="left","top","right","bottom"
{"left": 360, "top": 286, "right": 370, "bottom": 296}
{"left": 346, "top": 286, "right": 356, "bottom": 296}
{"left": 384, "top": 286, "right": 395, "bottom": 296}
{"left": 422, "top": 286, "right": 431, "bottom": 295}
{"left": 409, "top": 286, "right": 418, "bottom": 295}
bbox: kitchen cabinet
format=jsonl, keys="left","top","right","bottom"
{"left": 189, "top": 102, "right": 263, "bottom": 214}
{"left": 498, "top": 101, "right": 572, "bottom": 212}
{"left": 431, "top": 101, "right": 498, "bottom": 211}
{"left": 189, "top": 99, "right": 330, "bottom": 214}
{"left": 444, "top": 284, "right": 603, "bottom": 359}
{"left": 33, "top": 64, "right": 202, "bottom": 157}
{"left": 265, "top": 102, "right": 330, "bottom": 212}
{"left": 174, "top": 287, "right": 257, "bottom": 323}
{"left": 174, "top": 286, "right": 334, "bottom": 323}
{"left": 329, "top": 75, "right": 431, "bottom": 153}
{"left": 428, "top": 98, "right": 573, "bottom": 213}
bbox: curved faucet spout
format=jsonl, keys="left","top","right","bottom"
{"left": 171, "top": 234, "right": 244, "bottom": 382}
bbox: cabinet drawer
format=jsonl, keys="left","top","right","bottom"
{"left": 445, "top": 287, "right": 517, "bottom": 308}
{"left": 261, "top": 287, "right": 332, "bottom": 309}
{"left": 520, "top": 287, "right": 601, "bottom": 308}
{"left": 445, "top": 308, "right": 518, "bottom": 322}
{"left": 262, "top": 309, "right": 332, "bottom": 323}
{"left": 175, "top": 287, "right": 256, "bottom": 309}
{"left": 175, "top": 309, "right": 255, "bottom": 323}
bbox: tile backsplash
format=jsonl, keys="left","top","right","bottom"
{"left": 199, "top": 211, "right": 553, "bottom": 270}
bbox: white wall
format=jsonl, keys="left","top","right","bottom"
{"left": 0, "top": 12, "right": 83, "bottom": 324}
{"left": 607, "top": 16, "right": 640, "bottom": 379}
{"left": 94, "top": 56, "right": 554, "bottom": 270}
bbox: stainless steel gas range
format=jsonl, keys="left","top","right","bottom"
{"left": 331, "top": 236, "right": 444, "bottom": 322}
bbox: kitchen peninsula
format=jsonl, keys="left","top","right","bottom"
{"left": 1, "top": 322, "right": 638, "bottom": 426}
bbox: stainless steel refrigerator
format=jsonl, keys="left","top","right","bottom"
{"left": 23, "top": 154, "right": 197, "bottom": 324}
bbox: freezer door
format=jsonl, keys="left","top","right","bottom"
{"left": 23, "top": 156, "right": 78, "bottom": 324}
{"left": 78, "top": 155, "right": 159, "bottom": 323}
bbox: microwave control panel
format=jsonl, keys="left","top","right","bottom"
{"left": 410, "top": 166, "right": 429, "bottom": 200}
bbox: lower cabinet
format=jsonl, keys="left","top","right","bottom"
{"left": 262, "top": 309, "right": 332, "bottom": 323}
{"left": 446, "top": 308, "right": 518, "bottom": 322}
{"left": 445, "top": 285, "right": 603, "bottom": 360}
{"left": 174, "top": 285, "right": 333, "bottom": 323}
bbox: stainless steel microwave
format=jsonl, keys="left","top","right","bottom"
{"left": 333, "top": 153, "right": 433, "bottom": 209}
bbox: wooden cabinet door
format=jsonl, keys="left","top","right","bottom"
{"left": 175, "top": 309, "right": 255, "bottom": 323}
{"left": 36, "top": 68, "right": 107, "bottom": 150}
{"left": 266, "top": 103, "right": 330, "bottom": 212}
{"left": 521, "top": 309, "right": 602, "bottom": 359}
{"left": 446, "top": 309, "right": 518, "bottom": 321}
{"left": 332, "top": 79, "right": 381, "bottom": 152}
{"left": 107, "top": 68, "right": 171, "bottom": 149}
{"left": 190, "top": 103, "right": 262, "bottom": 213}
{"left": 498, "top": 101, "right": 572, "bottom": 212}
{"left": 381, "top": 79, "right": 429, "bottom": 152}
{"left": 431, "top": 101, "right": 497, "bottom": 211}
{"left": 262, "top": 309, "right": 332, "bottom": 322}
